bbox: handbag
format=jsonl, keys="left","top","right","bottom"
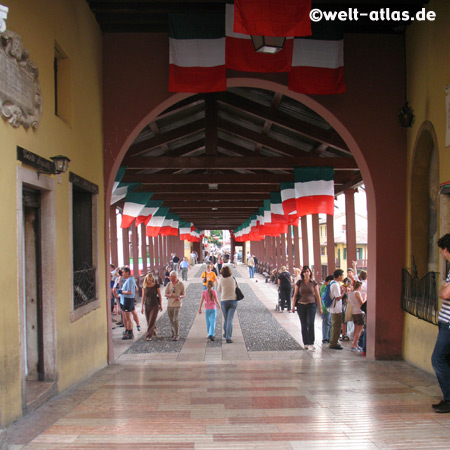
{"left": 233, "top": 277, "right": 244, "bottom": 301}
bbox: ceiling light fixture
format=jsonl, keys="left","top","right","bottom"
{"left": 251, "top": 35, "right": 285, "bottom": 54}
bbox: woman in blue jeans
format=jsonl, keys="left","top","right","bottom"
{"left": 218, "top": 265, "right": 238, "bottom": 343}
{"left": 292, "top": 266, "right": 323, "bottom": 350}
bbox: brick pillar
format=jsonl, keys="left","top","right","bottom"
{"left": 312, "top": 214, "right": 322, "bottom": 281}
{"left": 140, "top": 223, "right": 147, "bottom": 275}
{"left": 326, "top": 214, "right": 336, "bottom": 274}
{"left": 300, "top": 216, "right": 309, "bottom": 266}
{"left": 293, "top": 224, "right": 301, "bottom": 268}
{"left": 345, "top": 189, "right": 357, "bottom": 271}
{"left": 110, "top": 206, "right": 118, "bottom": 267}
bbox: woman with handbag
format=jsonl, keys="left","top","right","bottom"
{"left": 292, "top": 266, "right": 323, "bottom": 350}
{"left": 141, "top": 273, "right": 162, "bottom": 341}
{"left": 218, "top": 265, "right": 238, "bottom": 343}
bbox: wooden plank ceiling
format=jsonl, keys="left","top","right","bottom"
{"left": 88, "top": 1, "right": 427, "bottom": 230}
{"left": 118, "top": 88, "right": 360, "bottom": 230}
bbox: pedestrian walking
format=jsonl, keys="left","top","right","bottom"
{"left": 198, "top": 280, "right": 221, "bottom": 340}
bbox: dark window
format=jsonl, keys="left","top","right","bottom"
{"left": 343, "top": 248, "right": 347, "bottom": 260}
{"left": 72, "top": 177, "right": 97, "bottom": 309}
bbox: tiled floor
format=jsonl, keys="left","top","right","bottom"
{"left": 4, "top": 265, "right": 449, "bottom": 449}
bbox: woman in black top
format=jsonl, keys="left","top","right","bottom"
{"left": 141, "top": 273, "right": 162, "bottom": 341}
{"left": 277, "top": 266, "right": 293, "bottom": 312}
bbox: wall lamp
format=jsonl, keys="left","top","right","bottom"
{"left": 38, "top": 155, "right": 71, "bottom": 177}
{"left": 398, "top": 101, "right": 415, "bottom": 128}
{"left": 251, "top": 35, "right": 285, "bottom": 54}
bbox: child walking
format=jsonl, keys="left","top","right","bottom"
{"left": 198, "top": 280, "right": 221, "bottom": 341}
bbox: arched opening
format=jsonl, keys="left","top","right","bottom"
{"left": 410, "top": 122, "right": 439, "bottom": 277}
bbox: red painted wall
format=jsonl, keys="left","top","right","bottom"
{"left": 102, "top": 32, "right": 406, "bottom": 360}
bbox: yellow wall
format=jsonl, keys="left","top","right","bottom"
{"left": 403, "top": 0, "right": 450, "bottom": 372}
{"left": 0, "top": 0, "right": 106, "bottom": 426}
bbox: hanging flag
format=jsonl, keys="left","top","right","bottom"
{"left": 280, "top": 182, "right": 296, "bottom": 216}
{"left": 135, "top": 200, "right": 163, "bottom": 226}
{"left": 294, "top": 167, "right": 334, "bottom": 217}
{"left": 169, "top": 12, "right": 226, "bottom": 93}
{"left": 146, "top": 207, "right": 169, "bottom": 237}
{"left": 110, "top": 167, "right": 140, "bottom": 205}
{"left": 289, "top": 22, "right": 345, "bottom": 95}
{"left": 267, "top": 195, "right": 288, "bottom": 235}
{"left": 179, "top": 222, "right": 192, "bottom": 241}
{"left": 160, "top": 212, "right": 180, "bottom": 236}
{"left": 233, "top": 0, "right": 311, "bottom": 37}
{"left": 226, "top": 0, "right": 293, "bottom": 73}
{"left": 121, "top": 192, "right": 154, "bottom": 229}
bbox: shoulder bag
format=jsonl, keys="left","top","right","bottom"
{"left": 233, "top": 277, "right": 244, "bottom": 301}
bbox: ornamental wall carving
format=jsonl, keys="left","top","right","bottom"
{"left": 0, "top": 30, "right": 42, "bottom": 129}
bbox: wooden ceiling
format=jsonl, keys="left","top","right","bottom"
{"left": 88, "top": 1, "right": 427, "bottom": 230}
{"left": 118, "top": 88, "right": 360, "bottom": 230}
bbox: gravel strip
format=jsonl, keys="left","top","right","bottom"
{"left": 237, "top": 282, "right": 302, "bottom": 352}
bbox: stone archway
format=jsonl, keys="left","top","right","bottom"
{"left": 409, "top": 121, "right": 439, "bottom": 277}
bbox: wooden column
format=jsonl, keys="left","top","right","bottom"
{"left": 300, "top": 216, "right": 309, "bottom": 266}
{"left": 326, "top": 214, "right": 336, "bottom": 274}
{"left": 155, "top": 235, "right": 160, "bottom": 269}
{"left": 148, "top": 236, "right": 154, "bottom": 270}
{"left": 275, "top": 236, "right": 282, "bottom": 269}
{"left": 110, "top": 206, "right": 118, "bottom": 267}
{"left": 140, "top": 223, "right": 147, "bottom": 275}
{"left": 122, "top": 226, "right": 130, "bottom": 267}
{"left": 131, "top": 225, "right": 140, "bottom": 281}
{"left": 280, "top": 233, "right": 286, "bottom": 267}
{"left": 345, "top": 189, "right": 357, "bottom": 270}
{"left": 287, "top": 226, "right": 294, "bottom": 272}
{"left": 312, "top": 214, "right": 322, "bottom": 281}
{"left": 293, "top": 224, "right": 301, "bottom": 268}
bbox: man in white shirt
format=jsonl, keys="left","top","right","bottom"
{"left": 328, "top": 269, "right": 345, "bottom": 350}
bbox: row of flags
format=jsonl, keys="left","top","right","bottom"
{"left": 168, "top": 0, "right": 344, "bottom": 95}
{"left": 111, "top": 169, "right": 204, "bottom": 241}
{"left": 233, "top": 167, "right": 334, "bottom": 242}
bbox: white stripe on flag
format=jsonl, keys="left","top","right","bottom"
{"left": 123, "top": 202, "right": 146, "bottom": 217}
{"left": 169, "top": 37, "right": 225, "bottom": 67}
{"left": 295, "top": 179, "right": 334, "bottom": 198}
{"left": 292, "top": 39, "right": 343, "bottom": 69}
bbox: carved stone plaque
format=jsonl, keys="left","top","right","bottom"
{"left": 0, "top": 30, "right": 42, "bottom": 129}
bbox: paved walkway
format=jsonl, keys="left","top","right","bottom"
{"left": 3, "top": 265, "right": 449, "bottom": 449}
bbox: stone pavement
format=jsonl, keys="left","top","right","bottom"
{"left": 3, "top": 264, "right": 449, "bottom": 449}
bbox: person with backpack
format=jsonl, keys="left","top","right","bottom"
{"left": 320, "top": 275, "right": 334, "bottom": 344}
{"left": 326, "top": 269, "right": 346, "bottom": 350}
{"left": 277, "top": 266, "right": 293, "bottom": 312}
{"left": 291, "top": 266, "right": 322, "bottom": 350}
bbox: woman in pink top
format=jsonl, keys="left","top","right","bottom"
{"left": 198, "top": 280, "right": 221, "bottom": 341}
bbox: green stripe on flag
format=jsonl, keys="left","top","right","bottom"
{"left": 294, "top": 167, "right": 334, "bottom": 183}
{"left": 169, "top": 12, "right": 225, "bottom": 40}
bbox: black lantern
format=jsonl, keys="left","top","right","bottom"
{"left": 38, "top": 155, "right": 71, "bottom": 177}
{"left": 251, "top": 36, "right": 285, "bottom": 54}
{"left": 398, "top": 101, "right": 415, "bottom": 128}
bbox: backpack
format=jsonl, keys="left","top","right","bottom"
{"left": 321, "top": 281, "right": 337, "bottom": 308}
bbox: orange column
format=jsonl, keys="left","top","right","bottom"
{"left": 345, "top": 189, "right": 357, "bottom": 269}
{"left": 326, "top": 214, "right": 336, "bottom": 274}
{"left": 312, "top": 214, "right": 322, "bottom": 281}
{"left": 300, "top": 216, "right": 309, "bottom": 266}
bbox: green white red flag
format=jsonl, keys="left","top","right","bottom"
{"left": 121, "top": 192, "right": 154, "bottom": 228}
{"left": 146, "top": 207, "right": 169, "bottom": 237}
{"left": 289, "top": 22, "right": 345, "bottom": 95}
{"left": 135, "top": 200, "right": 163, "bottom": 226}
{"left": 168, "top": 12, "right": 226, "bottom": 93}
{"left": 294, "top": 167, "right": 334, "bottom": 217}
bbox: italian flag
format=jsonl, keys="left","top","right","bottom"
{"left": 160, "top": 212, "right": 180, "bottom": 237}
{"left": 295, "top": 167, "right": 334, "bottom": 217}
{"left": 110, "top": 167, "right": 140, "bottom": 206}
{"left": 233, "top": 0, "right": 311, "bottom": 37}
{"left": 267, "top": 193, "right": 289, "bottom": 235}
{"left": 289, "top": 22, "right": 345, "bottom": 95}
{"left": 280, "top": 182, "right": 296, "bottom": 216}
{"left": 146, "top": 207, "right": 169, "bottom": 237}
{"left": 135, "top": 200, "right": 163, "bottom": 226}
{"left": 226, "top": 0, "right": 293, "bottom": 73}
{"left": 179, "top": 222, "right": 193, "bottom": 241}
{"left": 120, "top": 192, "right": 154, "bottom": 229}
{"left": 169, "top": 12, "right": 226, "bottom": 93}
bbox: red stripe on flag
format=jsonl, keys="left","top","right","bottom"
{"left": 234, "top": 0, "right": 311, "bottom": 37}
{"left": 169, "top": 65, "right": 226, "bottom": 93}
{"left": 295, "top": 195, "right": 334, "bottom": 217}
{"left": 121, "top": 215, "right": 136, "bottom": 229}
{"left": 289, "top": 66, "right": 345, "bottom": 95}
{"left": 282, "top": 198, "right": 296, "bottom": 216}
{"left": 226, "top": 37, "right": 293, "bottom": 72}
